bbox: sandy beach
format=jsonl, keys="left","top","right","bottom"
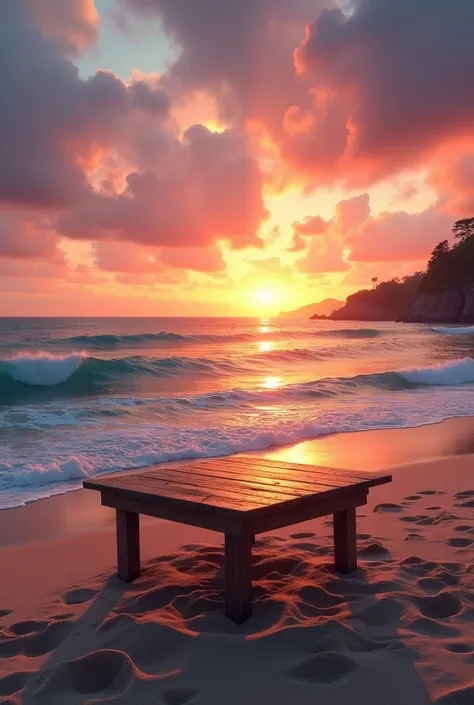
{"left": 1, "top": 419, "right": 473, "bottom": 705}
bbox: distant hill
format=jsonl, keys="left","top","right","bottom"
{"left": 328, "top": 274, "right": 423, "bottom": 321}
{"left": 279, "top": 298, "right": 344, "bottom": 319}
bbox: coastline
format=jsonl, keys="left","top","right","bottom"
{"left": 1, "top": 418, "right": 473, "bottom": 704}
{"left": 2, "top": 415, "right": 474, "bottom": 549}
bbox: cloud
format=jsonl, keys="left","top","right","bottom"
{"left": 121, "top": 0, "right": 331, "bottom": 139}
{"left": 58, "top": 125, "right": 268, "bottom": 249}
{"left": 0, "top": 2, "right": 171, "bottom": 209}
{"left": 0, "top": 212, "right": 64, "bottom": 261}
{"left": 293, "top": 0, "right": 474, "bottom": 185}
{"left": 23, "top": 0, "right": 99, "bottom": 55}
{"left": 428, "top": 147, "right": 474, "bottom": 217}
{"left": 334, "top": 194, "right": 370, "bottom": 234}
{"left": 297, "top": 234, "right": 349, "bottom": 274}
{"left": 160, "top": 246, "right": 226, "bottom": 272}
{"left": 93, "top": 240, "right": 226, "bottom": 275}
{"left": 346, "top": 209, "right": 453, "bottom": 263}
{"left": 295, "top": 194, "right": 453, "bottom": 272}
{"left": 293, "top": 215, "right": 328, "bottom": 236}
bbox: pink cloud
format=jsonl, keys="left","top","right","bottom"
{"left": 291, "top": 1, "right": 474, "bottom": 186}
{"left": 346, "top": 209, "right": 453, "bottom": 263}
{"left": 59, "top": 126, "right": 268, "bottom": 249}
{"left": 334, "top": 194, "right": 370, "bottom": 234}
{"left": 24, "top": 0, "right": 99, "bottom": 55}
{"left": 292, "top": 215, "right": 328, "bottom": 236}
{"left": 0, "top": 212, "right": 64, "bottom": 261}
{"left": 297, "top": 234, "right": 349, "bottom": 274}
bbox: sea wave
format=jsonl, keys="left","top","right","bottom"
{"left": 313, "top": 328, "right": 383, "bottom": 339}
{"left": 0, "top": 351, "right": 243, "bottom": 396}
{"left": 432, "top": 325, "right": 474, "bottom": 335}
{"left": 1, "top": 352, "right": 86, "bottom": 386}
{"left": 2, "top": 353, "right": 474, "bottom": 404}
{"left": 20, "top": 326, "right": 385, "bottom": 349}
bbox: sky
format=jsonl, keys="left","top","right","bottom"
{"left": 1, "top": 0, "right": 472, "bottom": 316}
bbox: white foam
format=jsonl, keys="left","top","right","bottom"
{"left": 399, "top": 358, "right": 474, "bottom": 386}
{"left": 2, "top": 383, "right": 474, "bottom": 508}
{"left": 4, "top": 352, "right": 86, "bottom": 386}
{"left": 432, "top": 326, "right": 474, "bottom": 335}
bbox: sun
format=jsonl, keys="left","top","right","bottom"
{"left": 255, "top": 288, "right": 274, "bottom": 305}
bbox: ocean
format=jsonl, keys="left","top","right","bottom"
{"left": 1, "top": 316, "right": 474, "bottom": 509}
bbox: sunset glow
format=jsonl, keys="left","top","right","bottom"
{"left": 0, "top": 1, "right": 470, "bottom": 316}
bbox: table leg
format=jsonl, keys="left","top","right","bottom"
{"left": 333, "top": 506, "right": 357, "bottom": 573}
{"left": 224, "top": 534, "right": 252, "bottom": 623}
{"left": 116, "top": 509, "right": 140, "bottom": 581}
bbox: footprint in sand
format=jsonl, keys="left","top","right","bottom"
{"left": 37, "top": 649, "right": 135, "bottom": 697}
{"left": 453, "top": 490, "right": 474, "bottom": 508}
{"left": 454, "top": 525, "right": 473, "bottom": 533}
{"left": 63, "top": 588, "right": 98, "bottom": 605}
{"left": 0, "top": 671, "right": 30, "bottom": 697}
{"left": 404, "top": 495, "right": 423, "bottom": 501}
{"left": 287, "top": 651, "right": 357, "bottom": 684}
{"left": 404, "top": 532, "right": 424, "bottom": 542}
{"left": 413, "top": 592, "right": 462, "bottom": 619}
{"left": 0, "top": 610, "right": 12, "bottom": 618}
{"left": 400, "top": 514, "right": 432, "bottom": 524}
{"left": 446, "top": 537, "right": 473, "bottom": 548}
{"left": 418, "top": 490, "right": 446, "bottom": 496}
{"left": 417, "top": 577, "right": 450, "bottom": 594}
{"left": 373, "top": 503, "right": 403, "bottom": 513}
{"left": 0, "top": 618, "right": 72, "bottom": 659}
{"left": 445, "top": 642, "right": 473, "bottom": 653}
{"left": 289, "top": 532, "right": 316, "bottom": 540}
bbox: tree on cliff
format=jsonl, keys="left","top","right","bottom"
{"left": 419, "top": 221, "right": 474, "bottom": 294}
{"left": 453, "top": 218, "right": 474, "bottom": 242}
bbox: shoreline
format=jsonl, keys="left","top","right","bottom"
{"left": 2, "top": 415, "right": 474, "bottom": 549}
{"left": 0, "top": 428, "right": 473, "bottom": 703}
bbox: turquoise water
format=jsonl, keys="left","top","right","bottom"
{"left": 1, "top": 317, "right": 474, "bottom": 508}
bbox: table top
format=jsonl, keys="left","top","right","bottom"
{"left": 83, "top": 456, "right": 392, "bottom": 516}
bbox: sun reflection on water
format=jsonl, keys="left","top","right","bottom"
{"left": 258, "top": 341, "right": 274, "bottom": 353}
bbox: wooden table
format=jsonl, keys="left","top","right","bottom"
{"left": 83, "top": 456, "right": 391, "bottom": 623}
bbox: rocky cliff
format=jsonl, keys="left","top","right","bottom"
{"left": 404, "top": 284, "right": 474, "bottom": 323}
{"left": 316, "top": 274, "right": 423, "bottom": 322}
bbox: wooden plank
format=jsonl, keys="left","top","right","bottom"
{"left": 186, "top": 461, "right": 342, "bottom": 495}
{"left": 116, "top": 510, "right": 140, "bottom": 581}
{"left": 225, "top": 534, "right": 252, "bottom": 623}
{"left": 220, "top": 455, "right": 374, "bottom": 480}
{"left": 84, "top": 475, "right": 209, "bottom": 501}
{"left": 221, "top": 456, "right": 376, "bottom": 482}
{"left": 197, "top": 458, "right": 357, "bottom": 492}
{"left": 196, "top": 458, "right": 366, "bottom": 496}
{"left": 221, "top": 456, "right": 391, "bottom": 488}
{"left": 111, "top": 474, "right": 287, "bottom": 510}
{"left": 247, "top": 489, "right": 368, "bottom": 535}
{"left": 205, "top": 457, "right": 363, "bottom": 486}
{"left": 131, "top": 468, "right": 303, "bottom": 503}
{"left": 87, "top": 474, "right": 270, "bottom": 511}
{"left": 101, "top": 491, "right": 247, "bottom": 534}
{"left": 333, "top": 507, "right": 357, "bottom": 574}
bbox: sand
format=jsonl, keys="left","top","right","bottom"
{"left": 0, "top": 423, "right": 473, "bottom": 704}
